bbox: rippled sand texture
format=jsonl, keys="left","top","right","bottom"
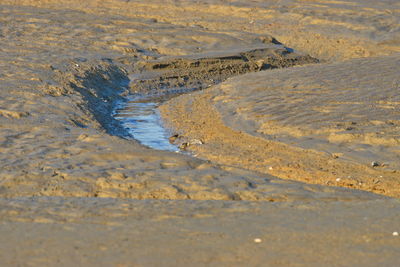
{"left": 1, "top": 0, "right": 400, "bottom": 266}
{"left": 162, "top": 55, "right": 400, "bottom": 197}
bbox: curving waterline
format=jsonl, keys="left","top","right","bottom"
{"left": 113, "top": 95, "right": 180, "bottom": 152}
{"left": 112, "top": 46, "right": 317, "bottom": 152}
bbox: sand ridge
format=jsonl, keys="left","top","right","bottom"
{"left": 160, "top": 55, "right": 400, "bottom": 198}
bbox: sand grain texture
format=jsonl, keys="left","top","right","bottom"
{"left": 1, "top": 0, "right": 400, "bottom": 266}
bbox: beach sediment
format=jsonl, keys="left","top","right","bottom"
{"left": 1, "top": 0, "right": 400, "bottom": 265}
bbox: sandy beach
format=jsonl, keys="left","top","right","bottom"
{"left": 1, "top": 0, "right": 400, "bottom": 266}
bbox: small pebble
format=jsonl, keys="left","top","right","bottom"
{"left": 336, "top": 178, "right": 341, "bottom": 182}
{"left": 371, "top": 161, "right": 380, "bottom": 167}
{"left": 393, "top": 232, "right": 399, "bottom": 236}
{"left": 268, "top": 166, "right": 273, "bottom": 170}
{"left": 169, "top": 134, "right": 180, "bottom": 143}
{"left": 254, "top": 238, "right": 262, "bottom": 243}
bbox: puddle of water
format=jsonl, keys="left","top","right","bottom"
{"left": 113, "top": 95, "right": 179, "bottom": 152}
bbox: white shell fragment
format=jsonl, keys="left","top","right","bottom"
{"left": 189, "top": 139, "right": 203, "bottom": 145}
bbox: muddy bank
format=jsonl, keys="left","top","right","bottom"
{"left": 116, "top": 44, "right": 318, "bottom": 151}
{"left": 129, "top": 45, "right": 318, "bottom": 95}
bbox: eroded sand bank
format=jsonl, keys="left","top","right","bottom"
{"left": 1, "top": 0, "right": 400, "bottom": 265}
{"left": 161, "top": 55, "right": 400, "bottom": 197}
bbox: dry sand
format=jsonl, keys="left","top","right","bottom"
{"left": 1, "top": 0, "right": 400, "bottom": 266}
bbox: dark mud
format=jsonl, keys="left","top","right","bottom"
{"left": 128, "top": 45, "right": 319, "bottom": 95}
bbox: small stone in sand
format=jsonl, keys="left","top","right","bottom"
{"left": 268, "top": 167, "right": 273, "bottom": 170}
{"left": 371, "top": 161, "right": 380, "bottom": 167}
{"left": 169, "top": 134, "right": 180, "bottom": 144}
{"left": 254, "top": 238, "right": 262, "bottom": 243}
{"left": 393, "top": 232, "right": 399, "bottom": 236}
{"left": 336, "top": 178, "right": 341, "bottom": 182}
{"left": 179, "top": 142, "right": 189, "bottom": 149}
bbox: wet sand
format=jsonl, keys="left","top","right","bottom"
{"left": 2, "top": 197, "right": 400, "bottom": 266}
{"left": 1, "top": 0, "right": 400, "bottom": 265}
{"left": 161, "top": 55, "right": 400, "bottom": 197}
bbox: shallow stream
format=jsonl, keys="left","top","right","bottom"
{"left": 112, "top": 45, "right": 316, "bottom": 153}
{"left": 113, "top": 95, "right": 180, "bottom": 152}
